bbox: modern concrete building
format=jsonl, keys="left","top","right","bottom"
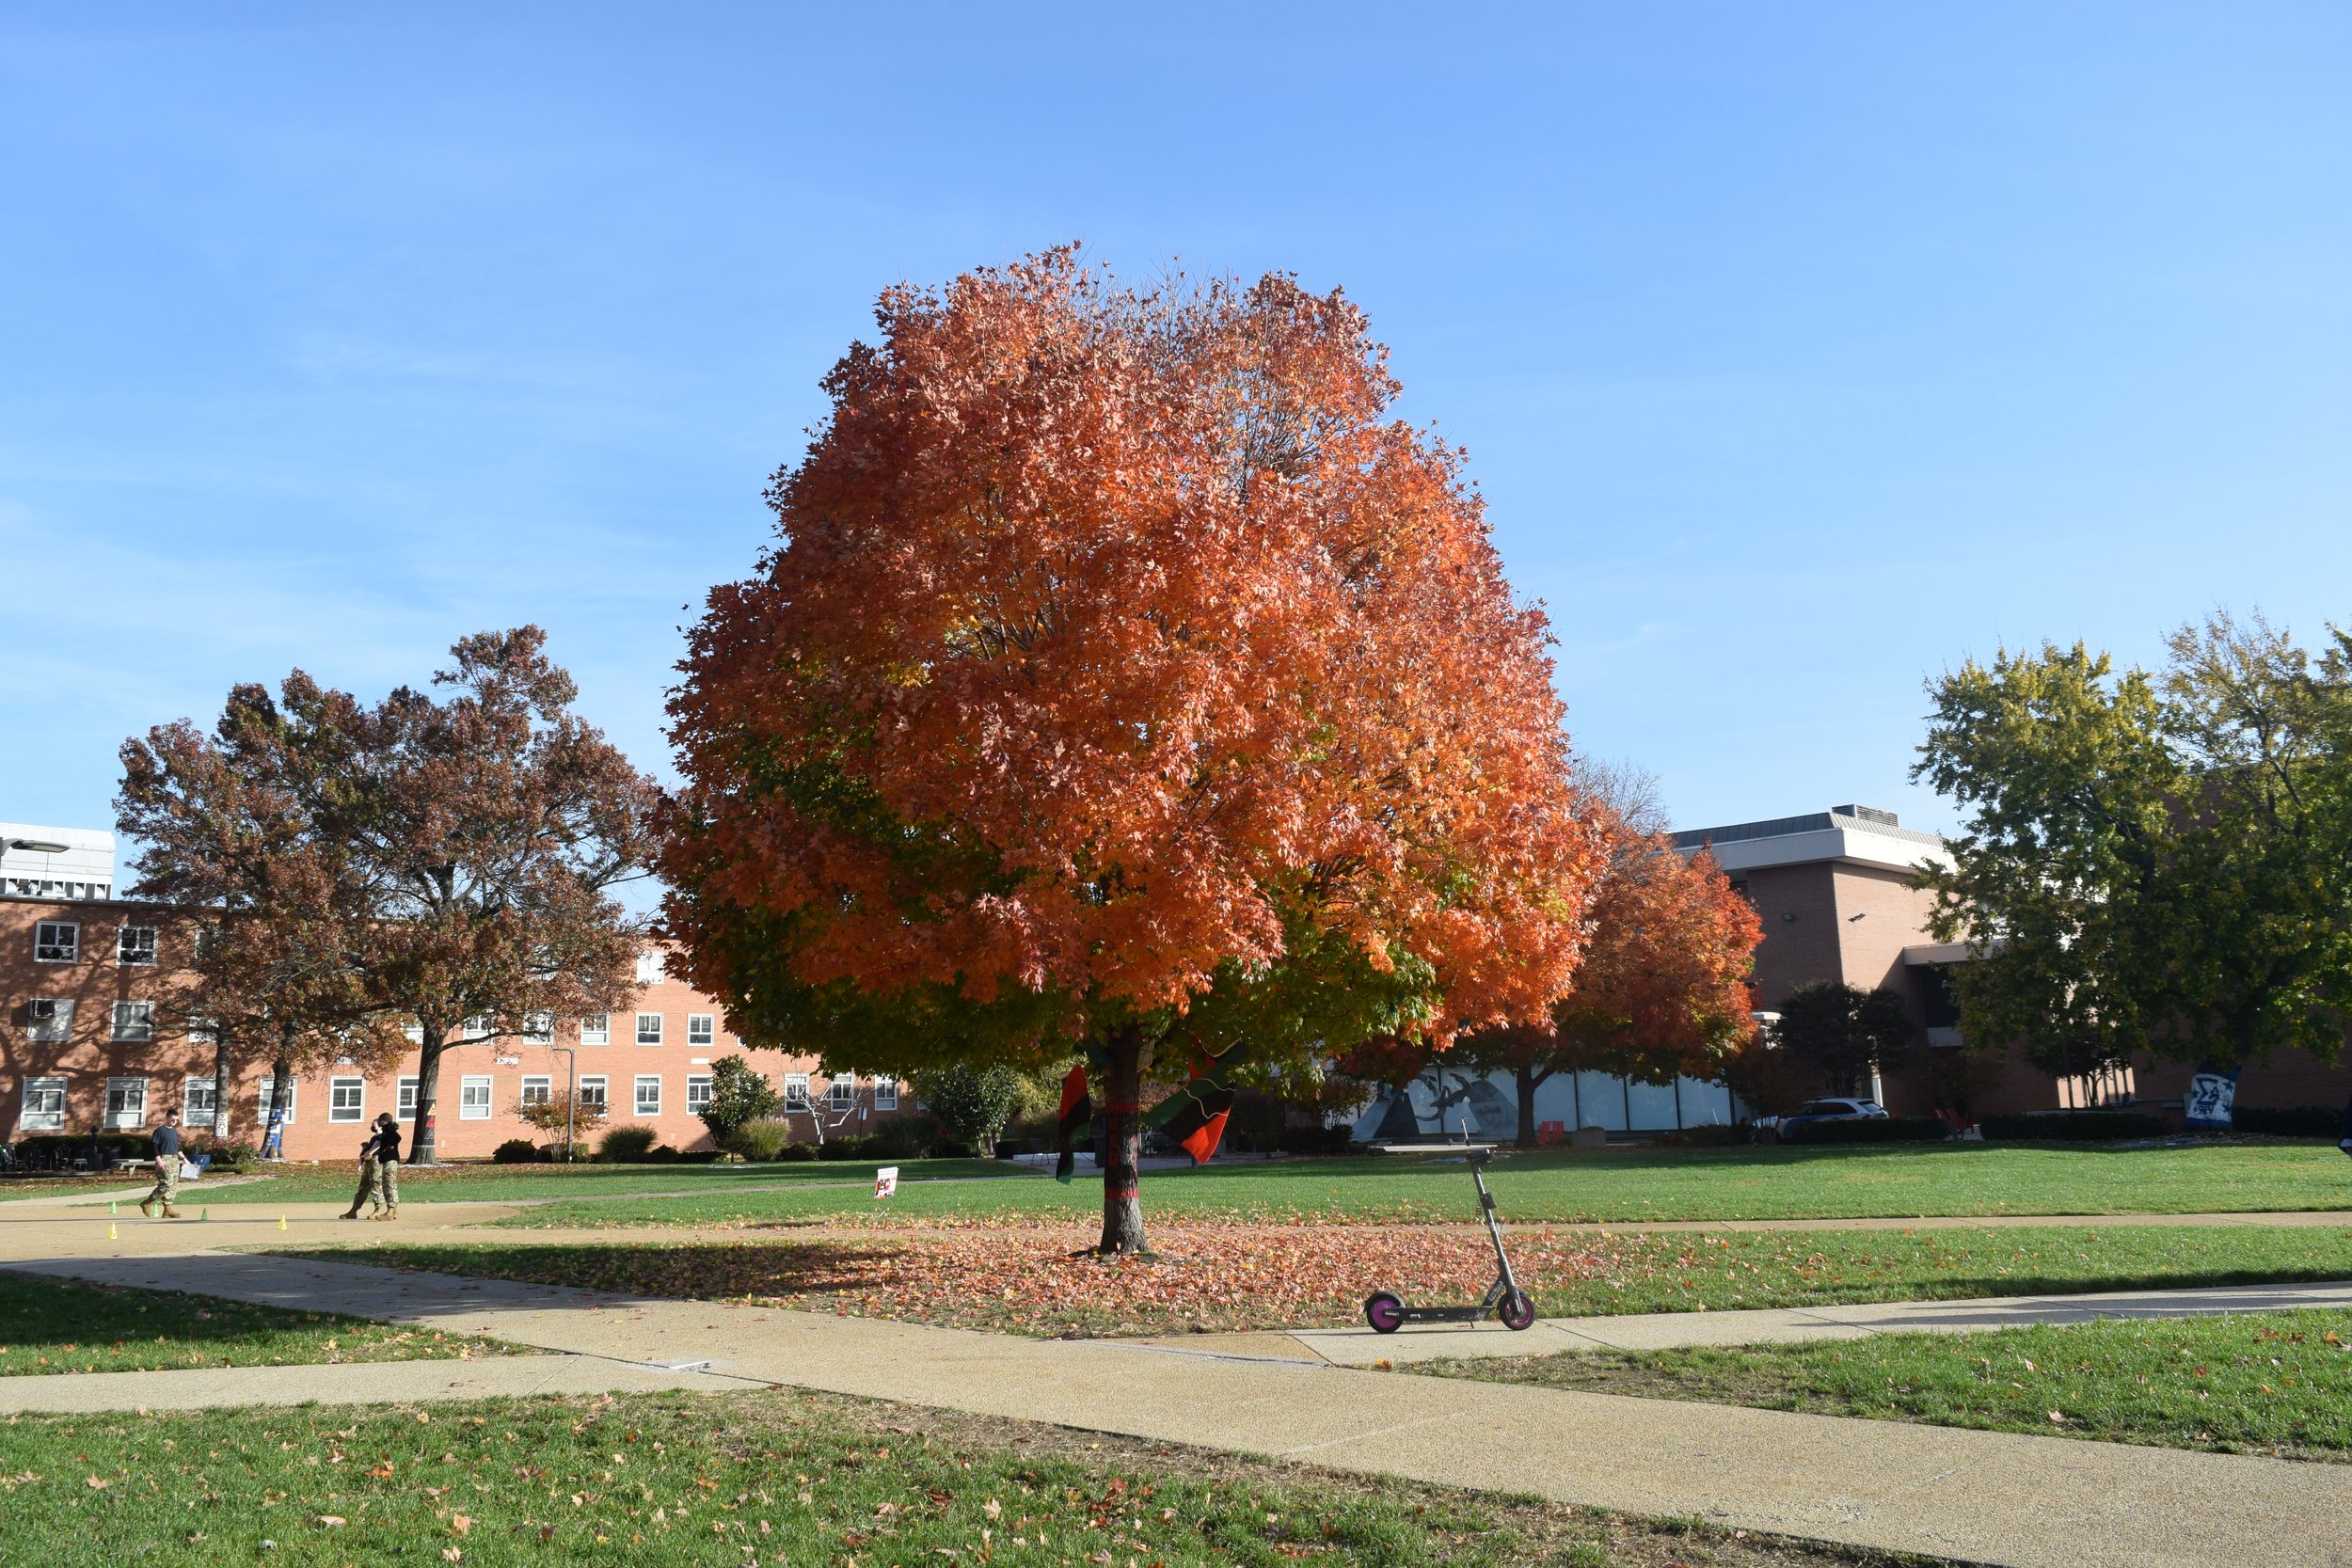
{"left": 2, "top": 822, "right": 912, "bottom": 1162}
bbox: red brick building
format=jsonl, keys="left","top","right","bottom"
{"left": 1675, "top": 805, "right": 2352, "bottom": 1119}
{"left": 1, "top": 827, "right": 907, "bottom": 1160}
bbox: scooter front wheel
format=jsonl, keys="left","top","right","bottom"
{"left": 1499, "top": 1290, "right": 1537, "bottom": 1331}
{"left": 1364, "top": 1291, "right": 1405, "bottom": 1334}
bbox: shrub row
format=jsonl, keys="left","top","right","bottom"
{"left": 1778, "top": 1117, "right": 1949, "bottom": 1145}
{"left": 1979, "top": 1111, "right": 2168, "bottom": 1141}
{"left": 2231, "top": 1104, "right": 2347, "bottom": 1138}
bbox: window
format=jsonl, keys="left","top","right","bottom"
{"left": 116, "top": 926, "right": 158, "bottom": 966}
{"left": 188, "top": 1015, "right": 219, "bottom": 1045}
{"left": 686, "top": 1074, "right": 713, "bottom": 1116}
{"left": 329, "top": 1078, "right": 366, "bottom": 1122}
{"left": 402, "top": 1020, "right": 424, "bottom": 1044}
{"left": 183, "top": 1077, "right": 219, "bottom": 1121}
{"left": 633, "top": 1074, "right": 661, "bottom": 1117}
{"left": 34, "top": 922, "right": 78, "bottom": 963}
{"left": 784, "top": 1073, "right": 810, "bottom": 1111}
{"left": 521, "top": 1075, "right": 552, "bottom": 1107}
{"left": 688, "top": 1014, "right": 715, "bottom": 1048}
{"left": 19, "top": 1077, "right": 66, "bottom": 1132}
{"left": 462, "top": 1014, "right": 493, "bottom": 1039}
{"left": 874, "top": 1077, "right": 898, "bottom": 1111}
{"left": 635, "top": 1013, "right": 663, "bottom": 1046}
{"left": 523, "top": 1011, "right": 553, "bottom": 1043}
{"left": 104, "top": 1076, "right": 148, "bottom": 1130}
{"left": 459, "top": 1076, "right": 492, "bottom": 1119}
{"left": 25, "top": 999, "right": 72, "bottom": 1043}
{"left": 257, "top": 1079, "right": 296, "bottom": 1123}
{"left": 580, "top": 1013, "right": 611, "bottom": 1046}
{"left": 636, "top": 950, "right": 666, "bottom": 985}
{"left": 398, "top": 1077, "right": 419, "bottom": 1116}
{"left": 112, "top": 1001, "right": 154, "bottom": 1042}
{"left": 577, "top": 1076, "right": 608, "bottom": 1112}
{"left": 828, "top": 1075, "right": 855, "bottom": 1109}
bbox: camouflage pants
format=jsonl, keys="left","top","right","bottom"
{"left": 375, "top": 1155, "right": 400, "bottom": 1211}
{"left": 143, "top": 1157, "right": 181, "bottom": 1212}
{"left": 350, "top": 1155, "right": 400, "bottom": 1215}
{"left": 349, "top": 1159, "right": 381, "bottom": 1215}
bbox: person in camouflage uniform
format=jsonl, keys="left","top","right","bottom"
{"left": 138, "top": 1108, "right": 183, "bottom": 1218}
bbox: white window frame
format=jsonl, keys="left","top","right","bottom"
{"left": 784, "top": 1072, "right": 810, "bottom": 1111}
{"left": 398, "top": 1077, "right": 419, "bottom": 1117}
{"left": 258, "top": 1079, "right": 296, "bottom": 1124}
{"left": 828, "top": 1074, "right": 855, "bottom": 1109}
{"left": 520, "top": 1075, "right": 552, "bottom": 1107}
{"left": 577, "top": 1075, "right": 608, "bottom": 1113}
{"left": 183, "top": 1076, "right": 219, "bottom": 1122}
{"left": 111, "top": 1001, "right": 155, "bottom": 1042}
{"left": 523, "top": 1010, "right": 553, "bottom": 1043}
{"left": 635, "top": 1012, "right": 663, "bottom": 1046}
{"left": 33, "top": 921, "right": 78, "bottom": 963}
{"left": 633, "top": 1074, "right": 661, "bottom": 1117}
{"left": 874, "top": 1077, "right": 898, "bottom": 1111}
{"left": 687, "top": 1013, "right": 715, "bottom": 1047}
{"left": 103, "top": 1076, "right": 148, "bottom": 1130}
{"left": 187, "top": 1014, "right": 219, "bottom": 1045}
{"left": 580, "top": 1013, "right": 611, "bottom": 1046}
{"left": 635, "top": 950, "right": 665, "bottom": 985}
{"left": 458, "top": 1075, "right": 493, "bottom": 1120}
{"left": 25, "top": 998, "right": 72, "bottom": 1044}
{"left": 328, "top": 1077, "right": 366, "bottom": 1123}
{"left": 685, "top": 1074, "right": 713, "bottom": 1116}
{"left": 402, "top": 1020, "right": 424, "bottom": 1044}
{"left": 19, "top": 1076, "right": 67, "bottom": 1133}
{"left": 116, "top": 926, "right": 158, "bottom": 966}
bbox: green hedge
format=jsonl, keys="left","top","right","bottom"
{"left": 1780, "top": 1117, "right": 1948, "bottom": 1145}
{"left": 1979, "top": 1111, "right": 2167, "bottom": 1141}
{"left": 2232, "top": 1105, "right": 2347, "bottom": 1138}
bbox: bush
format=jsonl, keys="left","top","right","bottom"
{"left": 1979, "top": 1111, "right": 2167, "bottom": 1142}
{"left": 699, "top": 1055, "right": 782, "bottom": 1144}
{"left": 1656, "top": 1123, "right": 1745, "bottom": 1148}
{"left": 723, "top": 1118, "right": 795, "bottom": 1161}
{"left": 188, "top": 1136, "right": 262, "bottom": 1173}
{"left": 544, "top": 1141, "right": 591, "bottom": 1163}
{"left": 817, "top": 1133, "right": 875, "bottom": 1162}
{"left": 1779, "top": 1117, "right": 1948, "bottom": 1145}
{"left": 773, "top": 1140, "right": 819, "bottom": 1162}
{"left": 11, "top": 1132, "right": 148, "bottom": 1168}
{"left": 492, "top": 1138, "right": 543, "bottom": 1164}
{"left": 1279, "top": 1121, "right": 1355, "bottom": 1156}
{"left": 866, "top": 1111, "right": 944, "bottom": 1160}
{"left": 596, "top": 1124, "right": 660, "bottom": 1162}
{"left": 2233, "top": 1105, "right": 2345, "bottom": 1137}
{"left": 916, "top": 1064, "right": 1025, "bottom": 1157}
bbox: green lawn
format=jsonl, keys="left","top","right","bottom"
{"left": 177, "top": 1155, "right": 1014, "bottom": 1206}
{"left": 490, "top": 1141, "right": 2352, "bottom": 1229}
{"left": 1416, "top": 1308, "right": 2352, "bottom": 1462}
{"left": 0, "top": 1271, "right": 512, "bottom": 1375}
{"left": 286, "top": 1224, "right": 2352, "bottom": 1337}
{"left": 0, "top": 1387, "right": 1920, "bottom": 1568}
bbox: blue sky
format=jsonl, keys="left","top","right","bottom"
{"left": 6, "top": 4, "right": 2350, "bottom": 844}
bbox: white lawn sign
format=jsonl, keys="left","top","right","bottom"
{"left": 874, "top": 1165, "right": 899, "bottom": 1199}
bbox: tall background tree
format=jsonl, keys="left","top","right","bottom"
{"left": 119, "top": 629, "right": 659, "bottom": 1163}
{"left": 118, "top": 681, "right": 406, "bottom": 1142}
{"left": 1770, "top": 981, "right": 1916, "bottom": 1100}
{"left": 663, "top": 250, "right": 1602, "bottom": 1252}
{"left": 1914, "top": 611, "right": 2352, "bottom": 1086}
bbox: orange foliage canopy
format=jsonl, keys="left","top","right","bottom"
{"left": 663, "top": 249, "right": 1600, "bottom": 1060}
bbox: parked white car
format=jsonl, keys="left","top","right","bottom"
{"left": 1753, "top": 1097, "right": 1890, "bottom": 1143}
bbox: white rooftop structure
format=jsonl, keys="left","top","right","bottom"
{"left": 1670, "top": 804, "right": 1952, "bottom": 876}
{"left": 0, "top": 823, "right": 116, "bottom": 902}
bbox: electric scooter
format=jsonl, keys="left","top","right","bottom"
{"left": 1362, "top": 1143, "right": 1537, "bottom": 1333}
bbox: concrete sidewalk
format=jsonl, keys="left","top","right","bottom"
{"left": 0, "top": 1351, "right": 748, "bottom": 1414}
{"left": 9, "top": 1248, "right": 2348, "bottom": 1568}
{"left": 1145, "top": 1277, "right": 2352, "bottom": 1366}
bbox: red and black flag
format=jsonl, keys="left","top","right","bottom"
{"left": 1148, "top": 1059, "right": 1236, "bottom": 1165}
{"left": 1053, "top": 1063, "right": 1092, "bottom": 1184}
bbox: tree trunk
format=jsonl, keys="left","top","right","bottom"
{"left": 212, "top": 1029, "right": 233, "bottom": 1140}
{"left": 1515, "top": 1065, "right": 1543, "bottom": 1148}
{"left": 409, "top": 1025, "right": 447, "bottom": 1165}
{"left": 1097, "top": 1027, "right": 1150, "bottom": 1255}
{"left": 266, "top": 1057, "right": 293, "bottom": 1158}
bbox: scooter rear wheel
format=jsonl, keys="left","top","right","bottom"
{"left": 1364, "top": 1291, "right": 1405, "bottom": 1334}
{"left": 1499, "top": 1290, "right": 1537, "bottom": 1331}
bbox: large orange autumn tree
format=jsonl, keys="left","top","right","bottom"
{"left": 662, "top": 250, "right": 1601, "bottom": 1251}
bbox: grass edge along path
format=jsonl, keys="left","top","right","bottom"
{"left": 274, "top": 1221, "right": 2352, "bottom": 1338}
{"left": 173, "top": 1155, "right": 1019, "bottom": 1207}
{"left": 485, "top": 1141, "right": 2352, "bottom": 1230}
{"left": 1412, "top": 1307, "right": 2352, "bottom": 1465}
{"left": 0, "top": 1269, "right": 516, "bottom": 1377}
{"left": 0, "top": 1385, "right": 1954, "bottom": 1568}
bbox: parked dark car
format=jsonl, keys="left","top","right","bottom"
{"left": 1754, "top": 1098, "right": 1890, "bottom": 1144}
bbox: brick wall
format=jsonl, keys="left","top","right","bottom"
{"left": 0, "top": 899, "right": 915, "bottom": 1160}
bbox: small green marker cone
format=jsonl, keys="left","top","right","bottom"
{"left": 201, "top": 1208, "right": 210, "bottom": 1221}
{"left": 109, "top": 1201, "right": 118, "bottom": 1215}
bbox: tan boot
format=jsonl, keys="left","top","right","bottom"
{"left": 162, "top": 1207, "right": 183, "bottom": 1219}
{"left": 138, "top": 1199, "right": 155, "bottom": 1218}
{"left": 373, "top": 1205, "right": 398, "bottom": 1220}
